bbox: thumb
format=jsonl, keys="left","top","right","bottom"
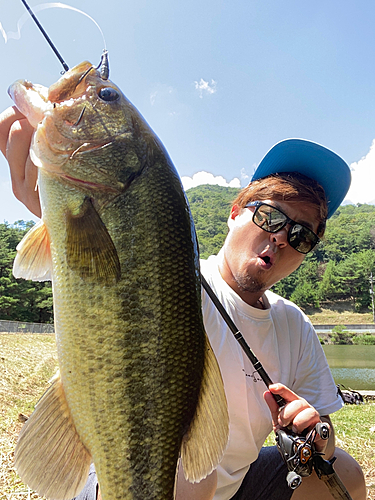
{"left": 264, "top": 390, "right": 282, "bottom": 430}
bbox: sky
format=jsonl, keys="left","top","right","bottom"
{"left": 0, "top": 0, "right": 375, "bottom": 224}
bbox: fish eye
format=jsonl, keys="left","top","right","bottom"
{"left": 98, "top": 87, "right": 120, "bottom": 102}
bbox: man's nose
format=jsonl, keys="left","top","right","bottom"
{"left": 270, "top": 227, "right": 289, "bottom": 248}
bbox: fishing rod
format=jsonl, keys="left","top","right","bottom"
{"left": 201, "top": 273, "right": 352, "bottom": 499}
{"left": 200, "top": 273, "right": 285, "bottom": 406}
{"left": 20, "top": 0, "right": 69, "bottom": 72}
{"left": 19, "top": 1, "right": 109, "bottom": 79}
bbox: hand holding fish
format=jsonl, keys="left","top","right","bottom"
{"left": 0, "top": 105, "right": 41, "bottom": 217}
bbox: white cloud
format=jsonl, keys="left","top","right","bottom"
{"left": 181, "top": 171, "right": 241, "bottom": 191}
{"left": 240, "top": 167, "right": 250, "bottom": 184}
{"left": 346, "top": 140, "right": 375, "bottom": 205}
{"left": 194, "top": 79, "right": 217, "bottom": 98}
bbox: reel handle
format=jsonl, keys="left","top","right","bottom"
{"left": 315, "top": 422, "right": 330, "bottom": 440}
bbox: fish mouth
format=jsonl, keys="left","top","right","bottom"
{"left": 8, "top": 80, "right": 52, "bottom": 128}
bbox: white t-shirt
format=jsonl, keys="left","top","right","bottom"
{"left": 200, "top": 252, "right": 343, "bottom": 500}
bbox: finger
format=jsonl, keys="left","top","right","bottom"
{"left": 276, "top": 398, "right": 312, "bottom": 427}
{"left": 24, "top": 156, "right": 41, "bottom": 218}
{"left": 288, "top": 405, "right": 320, "bottom": 434}
{"left": 263, "top": 390, "right": 281, "bottom": 429}
{"left": 266, "top": 383, "right": 299, "bottom": 429}
{"left": 7, "top": 120, "right": 41, "bottom": 218}
{"left": 264, "top": 390, "right": 281, "bottom": 414}
{"left": 268, "top": 383, "right": 300, "bottom": 403}
{"left": 0, "top": 106, "right": 26, "bottom": 156}
{"left": 7, "top": 118, "right": 34, "bottom": 181}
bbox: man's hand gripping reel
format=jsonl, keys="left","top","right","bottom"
{"left": 275, "top": 422, "right": 330, "bottom": 489}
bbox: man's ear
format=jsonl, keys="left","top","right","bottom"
{"left": 230, "top": 205, "right": 241, "bottom": 219}
{"left": 227, "top": 204, "right": 241, "bottom": 230}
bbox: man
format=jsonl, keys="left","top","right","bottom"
{"left": 0, "top": 107, "right": 366, "bottom": 500}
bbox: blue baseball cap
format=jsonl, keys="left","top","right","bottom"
{"left": 251, "top": 138, "right": 351, "bottom": 218}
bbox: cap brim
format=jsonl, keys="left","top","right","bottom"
{"left": 251, "top": 139, "right": 351, "bottom": 218}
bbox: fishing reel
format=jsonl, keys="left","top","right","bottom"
{"left": 276, "top": 422, "right": 330, "bottom": 490}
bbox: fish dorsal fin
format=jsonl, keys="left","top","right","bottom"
{"left": 66, "top": 197, "right": 121, "bottom": 284}
{"left": 13, "top": 219, "right": 52, "bottom": 281}
{"left": 15, "top": 372, "right": 92, "bottom": 500}
{"left": 180, "top": 334, "right": 229, "bottom": 483}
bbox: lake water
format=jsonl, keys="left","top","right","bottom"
{"left": 323, "top": 345, "right": 375, "bottom": 390}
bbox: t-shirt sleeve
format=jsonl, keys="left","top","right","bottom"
{"left": 290, "top": 318, "right": 343, "bottom": 416}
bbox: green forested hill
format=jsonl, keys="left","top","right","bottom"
{"left": 0, "top": 221, "right": 53, "bottom": 323}
{"left": 186, "top": 185, "right": 239, "bottom": 257}
{"left": 186, "top": 185, "right": 375, "bottom": 311}
{"left": 1, "top": 186, "right": 374, "bottom": 322}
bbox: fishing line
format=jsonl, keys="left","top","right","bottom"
{"left": 20, "top": 0, "right": 69, "bottom": 72}
{"left": 1, "top": 2, "right": 107, "bottom": 72}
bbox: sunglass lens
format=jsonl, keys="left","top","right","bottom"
{"left": 288, "top": 224, "right": 317, "bottom": 254}
{"left": 254, "top": 206, "right": 286, "bottom": 232}
{"left": 251, "top": 203, "right": 319, "bottom": 254}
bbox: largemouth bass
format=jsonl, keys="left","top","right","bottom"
{"left": 9, "top": 60, "right": 228, "bottom": 500}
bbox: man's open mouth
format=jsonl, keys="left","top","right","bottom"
{"left": 259, "top": 255, "right": 272, "bottom": 269}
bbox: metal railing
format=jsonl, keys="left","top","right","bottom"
{"left": 314, "top": 324, "right": 375, "bottom": 333}
{"left": 0, "top": 319, "right": 54, "bottom": 334}
{"left": 0, "top": 320, "right": 374, "bottom": 335}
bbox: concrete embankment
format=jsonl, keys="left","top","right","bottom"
{"left": 314, "top": 324, "right": 375, "bottom": 333}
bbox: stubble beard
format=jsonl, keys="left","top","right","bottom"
{"left": 234, "top": 271, "right": 267, "bottom": 294}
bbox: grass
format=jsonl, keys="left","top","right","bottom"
{"left": 304, "top": 299, "right": 374, "bottom": 325}
{"left": 306, "top": 304, "right": 374, "bottom": 325}
{"left": 0, "top": 333, "right": 374, "bottom": 499}
{"left": 332, "top": 403, "right": 375, "bottom": 497}
{"left": 318, "top": 330, "right": 375, "bottom": 345}
{"left": 0, "top": 333, "right": 58, "bottom": 500}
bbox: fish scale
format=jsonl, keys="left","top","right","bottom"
{"left": 10, "top": 60, "right": 228, "bottom": 500}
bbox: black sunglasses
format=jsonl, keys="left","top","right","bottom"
{"left": 245, "top": 201, "right": 320, "bottom": 254}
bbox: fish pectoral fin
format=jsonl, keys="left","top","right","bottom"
{"left": 180, "top": 334, "right": 229, "bottom": 483}
{"left": 13, "top": 219, "right": 52, "bottom": 281}
{"left": 15, "top": 372, "right": 92, "bottom": 500}
{"left": 66, "top": 197, "right": 121, "bottom": 284}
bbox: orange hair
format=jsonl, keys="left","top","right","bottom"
{"left": 232, "top": 172, "right": 328, "bottom": 237}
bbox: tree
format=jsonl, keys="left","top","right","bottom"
{"left": 0, "top": 222, "right": 53, "bottom": 323}
{"left": 289, "top": 260, "right": 320, "bottom": 308}
{"left": 335, "top": 250, "right": 375, "bottom": 310}
{"left": 187, "top": 185, "right": 239, "bottom": 259}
